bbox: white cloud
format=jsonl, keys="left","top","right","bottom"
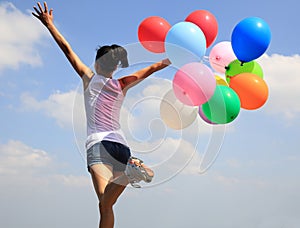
{"left": 0, "top": 140, "right": 90, "bottom": 188}
{"left": 257, "top": 54, "right": 300, "bottom": 119}
{"left": 52, "top": 174, "right": 91, "bottom": 187}
{"left": 225, "top": 158, "right": 242, "bottom": 168}
{"left": 120, "top": 77, "right": 172, "bottom": 136}
{"left": 0, "top": 2, "right": 49, "bottom": 72}
{"left": 20, "top": 89, "right": 83, "bottom": 129}
{"left": 125, "top": 135, "right": 209, "bottom": 187}
{"left": 212, "top": 172, "right": 268, "bottom": 189}
{"left": 0, "top": 140, "right": 93, "bottom": 228}
{"left": 0, "top": 140, "right": 51, "bottom": 175}
{"left": 141, "top": 78, "right": 172, "bottom": 97}
{"left": 123, "top": 119, "right": 227, "bottom": 184}
{"left": 18, "top": 88, "right": 88, "bottom": 158}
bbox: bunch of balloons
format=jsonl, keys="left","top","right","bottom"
{"left": 138, "top": 11, "right": 271, "bottom": 129}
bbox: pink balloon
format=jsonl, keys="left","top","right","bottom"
{"left": 209, "top": 41, "right": 236, "bottom": 73}
{"left": 173, "top": 62, "right": 216, "bottom": 106}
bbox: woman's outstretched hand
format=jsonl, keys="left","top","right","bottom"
{"left": 162, "top": 58, "right": 171, "bottom": 66}
{"left": 32, "top": 2, "right": 53, "bottom": 27}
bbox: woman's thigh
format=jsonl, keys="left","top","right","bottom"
{"left": 89, "top": 163, "right": 113, "bottom": 201}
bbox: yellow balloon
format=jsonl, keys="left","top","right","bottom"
{"left": 215, "top": 75, "right": 228, "bottom": 86}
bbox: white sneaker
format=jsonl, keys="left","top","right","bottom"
{"left": 125, "top": 157, "right": 154, "bottom": 188}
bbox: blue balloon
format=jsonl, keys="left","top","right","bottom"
{"left": 165, "top": 22, "right": 207, "bottom": 68}
{"left": 231, "top": 17, "right": 271, "bottom": 63}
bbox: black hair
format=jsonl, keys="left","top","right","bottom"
{"left": 95, "top": 44, "right": 129, "bottom": 73}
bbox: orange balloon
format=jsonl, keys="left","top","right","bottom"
{"left": 229, "top": 73, "right": 268, "bottom": 110}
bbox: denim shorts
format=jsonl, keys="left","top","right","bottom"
{"left": 87, "top": 140, "right": 131, "bottom": 172}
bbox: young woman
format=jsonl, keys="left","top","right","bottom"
{"left": 32, "top": 2, "right": 170, "bottom": 228}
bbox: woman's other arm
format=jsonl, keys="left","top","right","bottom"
{"left": 119, "top": 58, "right": 171, "bottom": 91}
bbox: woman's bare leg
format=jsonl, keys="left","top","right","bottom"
{"left": 89, "top": 164, "right": 129, "bottom": 228}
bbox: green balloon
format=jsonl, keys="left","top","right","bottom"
{"left": 225, "top": 59, "right": 264, "bottom": 83}
{"left": 202, "top": 85, "right": 241, "bottom": 124}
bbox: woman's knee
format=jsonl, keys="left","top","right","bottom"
{"left": 100, "top": 193, "right": 118, "bottom": 207}
{"left": 99, "top": 197, "right": 116, "bottom": 214}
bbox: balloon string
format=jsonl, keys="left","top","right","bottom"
{"left": 202, "top": 56, "right": 210, "bottom": 61}
{"left": 201, "top": 56, "right": 228, "bottom": 69}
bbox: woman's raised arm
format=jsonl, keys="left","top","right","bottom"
{"left": 32, "top": 2, "right": 94, "bottom": 82}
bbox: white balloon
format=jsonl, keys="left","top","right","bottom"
{"left": 209, "top": 41, "right": 236, "bottom": 73}
{"left": 160, "top": 89, "right": 198, "bottom": 130}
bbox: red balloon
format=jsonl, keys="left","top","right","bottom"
{"left": 185, "top": 10, "right": 218, "bottom": 48}
{"left": 138, "top": 16, "right": 171, "bottom": 53}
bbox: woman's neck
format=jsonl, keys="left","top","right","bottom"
{"left": 98, "top": 70, "right": 113, "bottom": 78}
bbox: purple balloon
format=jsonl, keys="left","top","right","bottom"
{"left": 198, "top": 106, "right": 215, "bottom": 124}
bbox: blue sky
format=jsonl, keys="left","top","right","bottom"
{"left": 1, "top": 0, "right": 300, "bottom": 227}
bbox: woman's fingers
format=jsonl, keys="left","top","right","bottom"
{"left": 44, "top": 2, "right": 48, "bottom": 13}
{"left": 32, "top": 6, "right": 40, "bottom": 17}
{"left": 37, "top": 2, "right": 44, "bottom": 13}
{"left": 32, "top": 2, "right": 51, "bottom": 19}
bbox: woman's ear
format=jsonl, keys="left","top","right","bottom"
{"left": 94, "top": 62, "right": 100, "bottom": 74}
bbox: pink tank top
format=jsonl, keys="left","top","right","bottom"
{"left": 84, "top": 75, "right": 127, "bottom": 149}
